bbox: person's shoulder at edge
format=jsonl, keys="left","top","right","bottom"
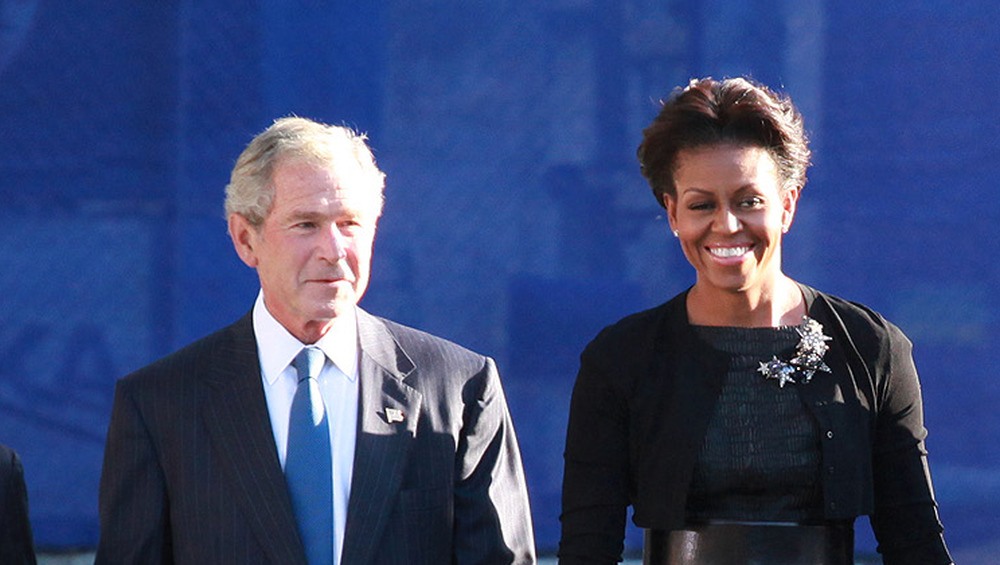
{"left": 0, "top": 442, "right": 16, "bottom": 469}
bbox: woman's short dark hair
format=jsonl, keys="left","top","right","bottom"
{"left": 637, "top": 77, "right": 811, "bottom": 207}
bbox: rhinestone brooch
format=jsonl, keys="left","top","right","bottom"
{"left": 757, "top": 317, "right": 832, "bottom": 388}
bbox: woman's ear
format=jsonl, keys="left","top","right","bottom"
{"left": 781, "top": 187, "right": 801, "bottom": 233}
{"left": 663, "top": 193, "right": 679, "bottom": 235}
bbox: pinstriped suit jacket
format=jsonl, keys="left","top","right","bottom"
{"left": 0, "top": 443, "right": 36, "bottom": 565}
{"left": 96, "top": 308, "right": 536, "bottom": 564}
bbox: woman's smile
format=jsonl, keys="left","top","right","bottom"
{"left": 707, "top": 243, "right": 755, "bottom": 260}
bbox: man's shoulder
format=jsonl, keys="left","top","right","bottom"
{"left": 363, "top": 312, "right": 489, "bottom": 369}
{"left": 374, "top": 315, "right": 485, "bottom": 358}
{"left": 120, "top": 313, "right": 255, "bottom": 389}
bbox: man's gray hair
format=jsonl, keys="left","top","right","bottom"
{"left": 224, "top": 117, "right": 386, "bottom": 227}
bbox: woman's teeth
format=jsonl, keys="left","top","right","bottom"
{"left": 710, "top": 246, "right": 751, "bottom": 258}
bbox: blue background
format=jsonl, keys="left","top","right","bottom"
{"left": 0, "top": 1, "right": 997, "bottom": 561}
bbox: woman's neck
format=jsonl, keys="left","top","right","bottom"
{"left": 686, "top": 276, "right": 805, "bottom": 327}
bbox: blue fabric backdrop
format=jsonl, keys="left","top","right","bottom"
{"left": 0, "top": 1, "right": 996, "bottom": 559}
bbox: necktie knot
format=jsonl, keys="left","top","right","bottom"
{"left": 293, "top": 346, "right": 325, "bottom": 381}
{"left": 291, "top": 347, "right": 327, "bottom": 426}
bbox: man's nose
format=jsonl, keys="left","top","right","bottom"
{"left": 318, "top": 226, "right": 348, "bottom": 261}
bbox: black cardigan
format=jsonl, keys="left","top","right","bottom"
{"left": 559, "top": 285, "right": 952, "bottom": 565}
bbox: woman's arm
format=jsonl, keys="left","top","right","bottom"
{"left": 559, "top": 350, "right": 631, "bottom": 565}
{"left": 869, "top": 322, "right": 952, "bottom": 565}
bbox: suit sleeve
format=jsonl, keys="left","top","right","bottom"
{"left": 452, "top": 357, "right": 536, "bottom": 565}
{"left": 558, "top": 344, "right": 630, "bottom": 565}
{"left": 0, "top": 447, "right": 37, "bottom": 565}
{"left": 95, "top": 379, "right": 173, "bottom": 565}
{"left": 868, "top": 322, "right": 953, "bottom": 565}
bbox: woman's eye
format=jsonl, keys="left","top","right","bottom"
{"left": 689, "top": 202, "right": 713, "bottom": 211}
{"left": 740, "top": 197, "right": 765, "bottom": 208}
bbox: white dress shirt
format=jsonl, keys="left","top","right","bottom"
{"left": 253, "top": 291, "right": 358, "bottom": 565}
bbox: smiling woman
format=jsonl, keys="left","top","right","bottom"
{"left": 668, "top": 144, "right": 798, "bottom": 325}
{"left": 558, "top": 77, "right": 954, "bottom": 565}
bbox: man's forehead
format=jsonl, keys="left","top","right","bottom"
{"left": 274, "top": 156, "right": 379, "bottom": 190}
{"left": 275, "top": 153, "right": 361, "bottom": 179}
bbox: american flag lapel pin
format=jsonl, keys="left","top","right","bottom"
{"left": 385, "top": 407, "right": 405, "bottom": 424}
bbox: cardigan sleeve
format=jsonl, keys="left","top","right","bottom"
{"left": 867, "top": 320, "right": 952, "bottom": 565}
{"left": 559, "top": 343, "right": 632, "bottom": 565}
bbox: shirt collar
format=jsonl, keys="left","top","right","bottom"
{"left": 252, "top": 291, "right": 360, "bottom": 385}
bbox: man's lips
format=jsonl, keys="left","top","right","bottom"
{"left": 306, "top": 276, "right": 354, "bottom": 284}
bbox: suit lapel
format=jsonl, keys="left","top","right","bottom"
{"left": 341, "top": 310, "right": 422, "bottom": 565}
{"left": 201, "top": 314, "right": 307, "bottom": 565}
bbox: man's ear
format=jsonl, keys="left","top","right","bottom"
{"left": 228, "top": 213, "right": 260, "bottom": 268}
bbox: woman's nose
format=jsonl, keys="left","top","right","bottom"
{"left": 714, "top": 208, "right": 742, "bottom": 233}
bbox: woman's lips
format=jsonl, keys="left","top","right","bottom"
{"left": 707, "top": 244, "right": 753, "bottom": 259}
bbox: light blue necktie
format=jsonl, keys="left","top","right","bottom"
{"left": 285, "top": 347, "right": 333, "bottom": 565}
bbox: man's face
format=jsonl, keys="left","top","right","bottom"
{"left": 230, "top": 157, "right": 381, "bottom": 343}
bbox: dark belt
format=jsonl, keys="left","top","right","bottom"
{"left": 643, "top": 522, "right": 854, "bottom": 565}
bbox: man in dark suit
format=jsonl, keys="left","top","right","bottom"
{"left": 0, "top": 443, "right": 36, "bottom": 565}
{"left": 96, "top": 117, "right": 535, "bottom": 564}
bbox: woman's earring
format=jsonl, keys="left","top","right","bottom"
{"left": 672, "top": 229, "right": 679, "bottom": 238}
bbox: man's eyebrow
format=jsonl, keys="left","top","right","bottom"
{"left": 287, "top": 209, "right": 324, "bottom": 220}
{"left": 286, "top": 207, "right": 370, "bottom": 222}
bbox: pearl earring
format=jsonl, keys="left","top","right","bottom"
{"left": 672, "top": 229, "right": 679, "bottom": 238}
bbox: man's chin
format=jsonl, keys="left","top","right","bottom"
{"left": 313, "top": 296, "right": 358, "bottom": 320}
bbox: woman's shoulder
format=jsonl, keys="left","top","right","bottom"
{"left": 804, "top": 285, "right": 909, "bottom": 347}
{"left": 584, "top": 292, "right": 686, "bottom": 355}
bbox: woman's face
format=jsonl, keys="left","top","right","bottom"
{"left": 665, "top": 144, "right": 798, "bottom": 298}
